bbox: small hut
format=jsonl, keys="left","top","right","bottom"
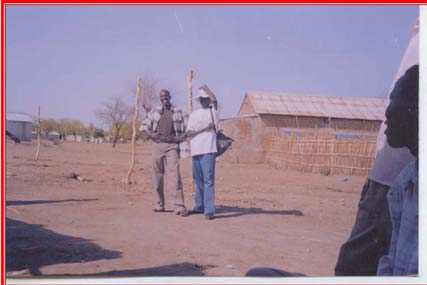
{"left": 6, "top": 112, "right": 33, "bottom": 142}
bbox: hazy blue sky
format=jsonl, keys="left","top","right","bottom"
{"left": 6, "top": 5, "right": 418, "bottom": 127}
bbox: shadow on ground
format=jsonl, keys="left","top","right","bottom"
{"left": 6, "top": 218, "right": 121, "bottom": 276}
{"left": 50, "top": 262, "right": 215, "bottom": 277}
{"left": 245, "top": 267, "right": 307, "bottom": 277}
{"left": 6, "top": 199, "right": 98, "bottom": 206}
{"left": 214, "top": 205, "right": 304, "bottom": 219}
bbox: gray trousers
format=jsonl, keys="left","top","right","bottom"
{"left": 152, "top": 142, "right": 186, "bottom": 212}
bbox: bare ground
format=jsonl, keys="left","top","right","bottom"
{"left": 5, "top": 140, "right": 365, "bottom": 277}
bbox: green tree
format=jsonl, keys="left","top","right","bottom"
{"left": 58, "top": 119, "right": 86, "bottom": 140}
{"left": 120, "top": 122, "right": 140, "bottom": 142}
{"left": 40, "top": 118, "right": 59, "bottom": 135}
{"left": 87, "top": 122, "right": 95, "bottom": 137}
{"left": 32, "top": 116, "right": 39, "bottom": 132}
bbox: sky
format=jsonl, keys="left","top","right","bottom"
{"left": 6, "top": 5, "right": 419, "bottom": 128}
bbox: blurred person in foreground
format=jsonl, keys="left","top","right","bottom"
{"left": 245, "top": 65, "right": 419, "bottom": 278}
{"left": 335, "top": 19, "right": 419, "bottom": 276}
{"left": 376, "top": 64, "right": 418, "bottom": 276}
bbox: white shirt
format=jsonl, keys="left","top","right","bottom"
{"left": 369, "top": 19, "right": 418, "bottom": 186}
{"left": 187, "top": 107, "right": 219, "bottom": 156}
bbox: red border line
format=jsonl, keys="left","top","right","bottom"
{"left": 2, "top": 2, "right": 423, "bottom": 4}
{"left": 1, "top": 1, "right": 426, "bottom": 4}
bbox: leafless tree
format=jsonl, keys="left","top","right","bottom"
{"left": 141, "top": 77, "right": 159, "bottom": 114}
{"left": 128, "top": 75, "right": 159, "bottom": 116}
{"left": 96, "top": 96, "right": 130, "bottom": 148}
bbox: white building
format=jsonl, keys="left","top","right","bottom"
{"left": 6, "top": 112, "right": 33, "bottom": 142}
{"left": 47, "top": 131, "right": 61, "bottom": 141}
{"left": 65, "top": 135, "right": 85, "bottom": 142}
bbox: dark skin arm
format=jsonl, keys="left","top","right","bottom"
{"left": 142, "top": 130, "right": 160, "bottom": 140}
{"left": 199, "top": 85, "right": 218, "bottom": 110}
{"left": 209, "top": 93, "right": 218, "bottom": 110}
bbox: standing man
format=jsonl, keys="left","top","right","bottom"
{"left": 140, "top": 89, "right": 189, "bottom": 216}
{"left": 377, "top": 65, "right": 418, "bottom": 276}
{"left": 184, "top": 85, "right": 219, "bottom": 220}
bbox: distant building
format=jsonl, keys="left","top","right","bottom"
{"left": 65, "top": 135, "right": 84, "bottom": 142}
{"left": 220, "top": 91, "right": 387, "bottom": 163}
{"left": 47, "top": 131, "right": 61, "bottom": 141}
{"left": 89, "top": 136, "right": 104, "bottom": 143}
{"left": 6, "top": 112, "right": 33, "bottom": 142}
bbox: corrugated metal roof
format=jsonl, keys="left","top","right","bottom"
{"left": 245, "top": 91, "right": 387, "bottom": 121}
{"left": 6, "top": 112, "right": 33, "bottom": 123}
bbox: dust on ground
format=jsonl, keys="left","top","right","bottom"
{"left": 5, "top": 140, "right": 364, "bottom": 277}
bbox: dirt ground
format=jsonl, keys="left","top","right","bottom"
{"left": 5, "top": 139, "right": 366, "bottom": 278}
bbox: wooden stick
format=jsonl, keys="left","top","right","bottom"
{"left": 34, "top": 106, "right": 41, "bottom": 161}
{"left": 188, "top": 69, "right": 196, "bottom": 193}
{"left": 189, "top": 69, "right": 196, "bottom": 113}
{"left": 125, "top": 77, "right": 142, "bottom": 185}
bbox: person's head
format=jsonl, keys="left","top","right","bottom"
{"left": 385, "top": 64, "right": 419, "bottom": 156}
{"left": 196, "top": 86, "right": 211, "bottom": 109}
{"left": 159, "top": 89, "right": 172, "bottom": 108}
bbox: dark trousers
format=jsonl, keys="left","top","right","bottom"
{"left": 335, "top": 178, "right": 391, "bottom": 276}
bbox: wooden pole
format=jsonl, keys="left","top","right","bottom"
{"left": 125, "top": 77, "right": 142, "bottom": 185}
{"left": 189, "top": 69, "right": 196, "bottom": 112}
{"left": 34, "top": 106, "right": 41, "bottom": 161}
{"left": 188, "top": 69, "right": 196, "bottom": 193}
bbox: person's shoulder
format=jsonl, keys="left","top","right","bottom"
{"left": 399, "top": 161, "right": 417, "bottom": 179}
{"left": 188, "top": 109, "right": 205, "bottom": 121}
{"left": 171, "top": 105, "right": 183, "bottom": 113}
{"left": 401, "top": 161, "right": 417, "bottom": 183}
{"left": 190, "top": 108, "right": 204, "bottom": 116}
{"left": 391, "top": 161, "right": 417, "bottom": 192}
{"left": 143, "top": 106, "right": 160, "bottom": 119}
{"left": 151, "top": 106, "right": 162, "bottom": 113}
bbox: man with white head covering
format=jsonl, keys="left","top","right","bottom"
{"left": 182, "top": 84, "right": 219, "bottom": 220}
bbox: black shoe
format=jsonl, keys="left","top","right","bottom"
{"left": 188, "top": 210, "right": 204, "bottom": 215}
{"left": 176, "top": 209, "right": 189, "bottom": 217}
{"left": 205, "top": 213, "right": 214, "bottom": 220}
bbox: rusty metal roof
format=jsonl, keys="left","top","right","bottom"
{"left": 244, "top": 91, "right": 387, "bottom": 121}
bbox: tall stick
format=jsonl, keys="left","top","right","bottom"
{"left": 188, "top": 69, "right": 196, "bottom": 193}
{"left": 125, "top": 77, "right": 142, "bottom": 185}
{"left": 34, "top": 106, "right": 41, "bottom": 161}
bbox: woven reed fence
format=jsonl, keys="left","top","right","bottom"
{"left": 264, "top": 136, "right": 377, "bottom": 176}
